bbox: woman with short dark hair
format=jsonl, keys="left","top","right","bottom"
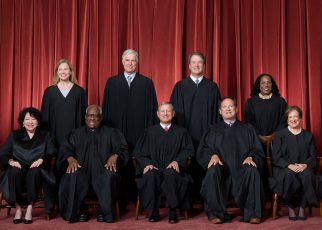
{"left": 269, "top": 106, "right": 320, "bottom": 220}
{"left": 0, "top": 107, "right": 56, "bottom": 224}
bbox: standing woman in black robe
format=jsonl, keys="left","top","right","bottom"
{"left": 269, "top": 106, "right": 319, "bottom": 220}
{"left": 0, "top": 108, "right": 56, "bottom": 224}
{"left": 41, "top": 59, "right": 87, "bottom": 146}
{"left": 244, "top": 73, "right": 287, "bottom": 144}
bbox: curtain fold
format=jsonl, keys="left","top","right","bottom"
{"left": 0, "top": 0, "right": 321, "bottom": 152}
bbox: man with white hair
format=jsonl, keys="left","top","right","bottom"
{"left": 102, "top": 49, "right": 158, "bottom": 209}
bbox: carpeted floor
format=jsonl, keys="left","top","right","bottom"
{"left": 1, "top": 203, "right": 322, "bottom": 230}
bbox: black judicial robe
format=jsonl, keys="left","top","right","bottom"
{"left": 102, "top": 73, "right": 158, "bottom": 153}
{"left": 58, "top": 126, "right": 128, "bottom": 220}
{"left": 41, "top": 84, "right": 87, "bottom": 146}
{"left": 244, "top": 94, "right": 287, "bottom": 136}
{"left": 0, "top": 129, "right": 56, "bottom": 211}
{"left": 170, "top": 77, "right": 221, "bottom": 148}
{"left": 269, "top": 128, "right": 320, "bottom": 207}
{"left": 133, "top": 124, "right": 194, "bottom": 211}
{"left": 197, "top": 121, "right": 265, "bottom": 220}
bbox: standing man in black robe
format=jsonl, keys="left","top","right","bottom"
{"left": 197, "top": 97, "right": 265, "bottom": 224}
{"left": 102, "top": 49, "right": 158, "bottom": 207}
{"left": 133, "top": 102, "right": 194, "bottom": 223}
{"left": 170, "top": 52, "right": 221, "bottom": 201}
{"left": 58, "top": 105, "right": 128, "bottom": 223}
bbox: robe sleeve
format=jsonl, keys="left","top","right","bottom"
{"left": 246, "top": 124, "right": 265, "bottom": 171}
{"left": 133, "top": 132, "right": 155, "bottom": 173}
{"left": 57, "top": 131, "right": 78, "bottom": 170}
{"left": 0, "top": 133, "right": 14, "bottom": 169}
{"left": 147, "top": 80, "right": 158, "bottom": 126}
{"left": 211, "top": 84, "right": 222, "bottom": 124}
{"left": 196, "top": 127, "right": 221, "bottom": 170}
{"left": 303, "top": 133, "right": 316, "bottom": 169}
{"left": 276, "top": 98, "right": 288, "bottom": 131}
{"left": 244, "top": 98, "right": 259, "bottom": 134}
{"left": 110, "top": 129, "right": 129, "bottom": 168}
{"left": 175, "top": 130, "right": 194, "bottom": 169}
{"left": 41, "top": 88, "right": 51, "bottom": 130}
{"left": 76, "top": 87, "right": 88, "bottom": 127}
{"left": 272, "top": 131, "right": 290, "bottom": 169}
{"left": 170, "top": 83, "right": 185, "bottom": 127}
{"left": 42, "top": 134, "right": 58, "bottom": 170}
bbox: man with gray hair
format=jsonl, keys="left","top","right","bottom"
{"left": 102, "top": 49, "right": 158, "bottom": 209}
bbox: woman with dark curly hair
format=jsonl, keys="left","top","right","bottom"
{"left": 244, "top": 73, "right": 287, "bottom": 143}
{"left": 0, "top": 107, "right": 57, "bottom": 224}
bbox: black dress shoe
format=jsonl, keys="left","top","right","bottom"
{"left": 148, "top": 210, "right": 160, "bottom": 222}
{"left": 288, "top": 216, "right": 297, "bottom": 221}
{"left": 23, "top": 219, "right": 33, "bottom": 224}
{"left": 297, "top": 216, "right": 306, "bottom": 221}
{"left": 13, "top": 218, "right": 23, "bottom": 224}
{"left": 104, "top": 215, "right": 115, "bottom": 223}
{"left": 78, "top": 213, "right": 89, "bottom": 222}
{"left": 168, "top": 208, "right": 178, "bottom": 224}
{"left": 97, "top": 213, "right": 104, "bottom": 222}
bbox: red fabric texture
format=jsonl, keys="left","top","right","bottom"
{"left": 0, "top": 0, "right": 321, "bottom": 152}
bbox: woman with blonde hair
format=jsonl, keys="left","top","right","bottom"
{"left": 41, "top": 59, "right": 87, "bottom": 146}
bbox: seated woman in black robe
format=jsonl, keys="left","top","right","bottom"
{"left": 0, "top": 107, "right": 56, "bottom": 224}
{"left": 244, "top": 73, "right": 287, "bottom": 144}
{"left": 269, "top": 106, "right": 320, "bottom": 220}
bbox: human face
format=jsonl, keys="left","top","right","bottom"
{"left": 287, "top": 110, "right": 302, "bottom": 129}
{"left": 259, "top": 75, "right": 273, "bottom": 95}
{"left": 23, "top": 112, "right": 38, "bottom": 133}
{"left": 122, "top": 54, "right": 138, "bottom": 74}
{"left": 189, "top": 55, "right": 204, "bottom": 77}
{"left": 85, "top": 106, "right": 102, "bottom": 129}
{"left": 219, "top": 98, "right": 237, "bottom": 121}
{"left": 157, "top": 104, "right": 175, "bottom": 125}
{"left": 57, "top": 62, "right": 72, "bottom": 82}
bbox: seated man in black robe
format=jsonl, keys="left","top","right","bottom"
{"left": 58, "top": 105, "right": 128, "bottom": 223}
{"left": 133, "top": 102, "right": 194, "bottom": 224}
{"left": 197, "top": 97, "right": 265, "bottom": 224}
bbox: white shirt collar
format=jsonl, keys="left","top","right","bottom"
{"left": 190, "top": 75, "right": 203, "bottom": 83}
{"left": 160, "top": 123, "right": 172, "bottom": 129}
{"left": 223, "top": 119, "right": 236, "bottom": 126}
{"left": 124, "top": 72, "right": 136, "bottom": 79}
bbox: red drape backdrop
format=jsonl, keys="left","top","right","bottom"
{"left": 0, "top": 0, "right": 321, "bottom": 152}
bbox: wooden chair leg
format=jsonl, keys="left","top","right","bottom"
{"left": 135, "top": 196, "right": 140, "bottom": 220}
{"left": 272, "top": 193, "right": 278, "bottom": 219}
{"left": 320, "top": 200, "right": 322, "bottom": 218}
{"left": 7, "top": 206, "right": 11, "bottom": 216}
{"left": 183, "top": 209, "right": 188, "bottom": 220}
{"left": 309, "top": 206, "right": 312, "bottom": 215}
{"left": 115, "top": 201, "right": 120, "bottom": 221}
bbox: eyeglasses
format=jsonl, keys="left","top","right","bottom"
{"left": 85, "top": 114, "right": 101, "bottom": 118}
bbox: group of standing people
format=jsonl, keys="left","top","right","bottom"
{"left": 0, "top": 49, "right": 321, "bottom": 225}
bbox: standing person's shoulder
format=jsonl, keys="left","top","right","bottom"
{"left": 72, "top": 83, "right": 86, "bottom": 92}
{"left": 135, "top": 73, "right": 154, "bottom": 83}
{"left": 202, "top": 77, "right": 219, "bottom": 88}
{"left": 43, "top": 85, "right": 57, "bottom": 94}
{"left": 106, "top": 74, "right": 124, "bottom": 83}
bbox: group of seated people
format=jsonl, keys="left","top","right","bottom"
{"left": 0, "top": 98, "right": 321, "bottom": 225}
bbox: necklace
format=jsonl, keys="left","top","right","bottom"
{"left": 259, "top": 93, "right": 273, "bottom": 99}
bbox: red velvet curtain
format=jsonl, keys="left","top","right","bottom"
{"left": 1, "top": 0, "right": 321, "bottom": 152}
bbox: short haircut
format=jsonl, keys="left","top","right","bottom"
{"left": 86, "top": 105, "right": 102, "bottom": 116}
{"left": 220, "top": 97, "right": 237, "bottom": 107}
{"left": 18, "top": 107, "right": 42, "bottom": 129}
{"left": 158, "top": 101, "right": 174, "bottom": 111}
{"left": 52, "top": 59, "right": 78, "bottom": 85}
{"left": 122, "top": 49, "right": 139, "bottom": 62}
{"left": 285, "top": 106, "right": 303, "bottom": 119}
{"left": 188, "top": 52, "right": 206, "bottom": 64}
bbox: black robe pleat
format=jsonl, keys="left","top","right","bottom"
{"left": 0, "top": 129, "right": 57, "bottom": 212}
{"left": 269, "top": 128, "right": 321, "bottom": 208}
{"left": 244, "top": 95, "right": 287, "bottom": 136}
{"left": 41, "top": 84, "right": 87, "bottom": 146}
{"left": 196, "top": 121, "right": 265, "bottom": 221}
{"left": 133, "top": 124, "right": 194, "bottom": 212}
{"left": 58, "top": 126, "right": 128, "bottom": 221}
